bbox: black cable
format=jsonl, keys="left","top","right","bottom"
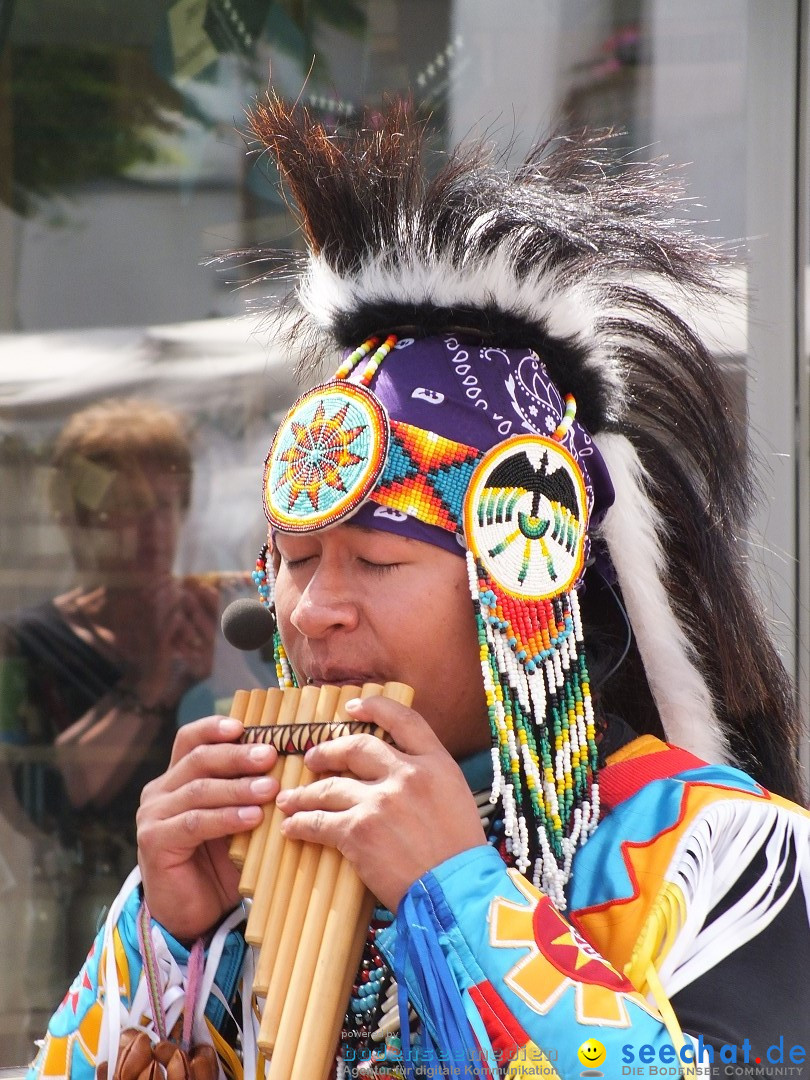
{"left": 595, "top": 575, "right": 633, "bottom": 688}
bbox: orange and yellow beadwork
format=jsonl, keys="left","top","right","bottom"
{"left": 264, "top": 333, "right": 485, "bottom": 537}
{"left": 375, "top": 422, "right": 481, "bottom": 533}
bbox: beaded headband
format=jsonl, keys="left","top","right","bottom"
{"left": 258, "top": 335, "right": 607, "bottom": 906}
{"left": 263, "top": 381, "right": 482, "bottom": 537}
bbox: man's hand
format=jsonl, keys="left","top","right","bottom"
{"left": 275, "top": 696, "right": 487, "bottom": 911}
{"left": 136, "top": 716, "right": 279, "bottom": 941}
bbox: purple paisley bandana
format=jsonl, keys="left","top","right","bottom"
{"left": 345, "top": 335, "right": 614, "bottom": 555}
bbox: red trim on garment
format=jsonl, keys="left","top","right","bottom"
{"left": 599, "top": 744, "right": 708, "bottom": 811}
{"left": 469, "top": 980, "right": 529, "bottom": 1068}
{"left": 569, "top": 785, "right": 693, "bottom": 932}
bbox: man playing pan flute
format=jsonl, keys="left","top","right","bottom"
{"left": 29, "top": 101, "right": 810, "bottom": 1080}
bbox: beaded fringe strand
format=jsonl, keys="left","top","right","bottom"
{"left": 466, "top": 550, "right": 598, "bottom": 910}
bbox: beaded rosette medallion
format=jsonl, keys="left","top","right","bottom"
{"left": 263, "top": 381, "right": 390, "bottom": 531}
{"left": 259, "top": 336, "right": 599, "bottom": 908}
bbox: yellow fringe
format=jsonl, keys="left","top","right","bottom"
{"left": 644, "top": 963, "right": 697, "bottom": 1080}
{"left": 207, "top": 1019, "right": 244, "bottom": 1080}
{"left": 624, "top": 883, "right": 697, "bottom": 1078}
{"left": 624, "top": 882, "right": 686, "bottom": 990}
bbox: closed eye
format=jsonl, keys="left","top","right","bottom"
{"left": 358, "top": 559, "right": 399, "bottom": 575}
{"left": 283, "top": 555, "right": 316, "bottom": 570}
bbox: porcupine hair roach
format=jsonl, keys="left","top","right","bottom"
{"left": 242, "top": 94, "right": 805, "bottom": 804}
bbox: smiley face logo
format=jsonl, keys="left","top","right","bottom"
{"left": 577, "top": 1039, "right": 606, "bottom": 1069}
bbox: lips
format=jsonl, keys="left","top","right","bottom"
{"left": 305, "top": 669, "right": 384, "bottom": 687}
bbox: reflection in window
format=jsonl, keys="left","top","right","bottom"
{"left": 0, "top": 0, "right": 784, "bottom": 1065}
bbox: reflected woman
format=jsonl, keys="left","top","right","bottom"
{"left": 0, "top": 398, "right": 215, "bottom": 850}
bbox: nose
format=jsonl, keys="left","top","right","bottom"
{"left": 136, "top": 506, "right": 177, "bottom": 556}
{"left": 288, "top": 564, "right": 360, "bottom": 639}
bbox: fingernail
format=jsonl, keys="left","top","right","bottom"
{"left": 249, "top": 744, "right": 274, "bottom": 763}
{"left": 237, "top": 805, "right": 262, "bottom": 822}
{"left": 250, "top": 776, "right": 275, "bottom": 796}
{"left": 344, "top": 698, "right": 363, "bottom": 713}
{"left": 219, "top": 718, "right": 243, "bottom": 736}
{"left": 275, "top": 789, "right": 289, "bottom": 806}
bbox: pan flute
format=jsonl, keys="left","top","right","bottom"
{"left": 227, "top": 681, "right": 414, "bottom": 1080}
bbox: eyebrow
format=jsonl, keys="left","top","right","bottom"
{"left": 274, "top": 523, "right": 419, "bottom": 548}
{"left": 346, "top": 523, "right": 419, "bottom": 545}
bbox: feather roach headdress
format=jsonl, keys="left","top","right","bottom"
{"left": 245, "top": 96, "right": 804, "bottom": 896}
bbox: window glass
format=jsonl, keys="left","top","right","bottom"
{"left": 0, "top": 0, "right": 801, "bottom": 1064}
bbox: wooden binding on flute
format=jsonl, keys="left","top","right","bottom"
{"left": 228, "top": 680, "right": 414, "bottom": 1080}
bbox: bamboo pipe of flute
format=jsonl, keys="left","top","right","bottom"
{"left": 239, "top": 688, "right": 300, "bottom": 899}
{"left": 261, "top": 681, "right": 374, "bottom": 1064}
{"left": 318, "top": 913, "right": 373, "bottom": 1080}
{"left": 288, "top": 681, "right": 413, "bottom": 1080}
{"left": 232, "top": 688, "right": 285, "bottom": 878}
{"left": 258, "top": 686, "right": 362, "bottom": 1032}
{"left": 228, "top": 688, "right": 282, "bottom": 869}
{"left": 252, "top": 683, "right": 342, "bottom": 995}
{"left": 263, "top": 682, "right": 413, "bottom": 1075}
{"left": 244, "top": 685, "right": 322, "bottom": 944}
{"left": 257, "top": 684, "right": 361, "bottom": 1039}
{"left": 308, "top": 882, "right": 376, "bottom": 1080}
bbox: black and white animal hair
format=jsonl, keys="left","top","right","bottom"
{"left": 245, "top": 95, "right": 805, "bottom": 805}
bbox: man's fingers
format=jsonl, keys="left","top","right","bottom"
{"left": 301, "top": 697, "right": 450, "bottom": 777}
{"left": 162, "top": 742, "right": 277, "bottom": 796}
{"left": 169, "top": 715, "right": 240, "bottom": 762}
{"left": 145, "top": 772, "right": 279, "bottom": 817}
{"left": 164, "top": 716, "right": 277, "bottom": 783}
{"left": 280, "top": 808, "right": 350, "bottom": 849}
{"left": 344, "top": 695, "right": 444, "bottom": 756}
{"left": 137, "top": 771, "right": 279, "bottom": 857}
{"left": 169, "top": 714, "right": 264, "bottom": 762}
{"left": 302, "top": 731, "right": 400, "bottom": 779}
{"left": 138, "top": 802, "right": 265, "bottom": 860}
{"left": 138, "top": 714, "right": 280, "bottom": 872}
{"left": 276, "top": 774, "right": 366, "bottom": 815}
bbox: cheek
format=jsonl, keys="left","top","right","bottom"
{"left": 272, "top": 570, "right": 299, "bottom": 640}
{"left": 400, "top": 567, "right": 488, "bottom": 752}
{"left": 392, "top": 574, "right": 473, "bottom": 657}
{"left": 443, "top": 579, "right": 480, "bottom": 666}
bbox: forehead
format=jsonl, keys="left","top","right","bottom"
{"left": 273, "top": 521, "right": 433, "bottom": 554}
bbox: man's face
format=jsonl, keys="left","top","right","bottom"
{"left": 273, "top": 523, "right": 489, "bottom": 758}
